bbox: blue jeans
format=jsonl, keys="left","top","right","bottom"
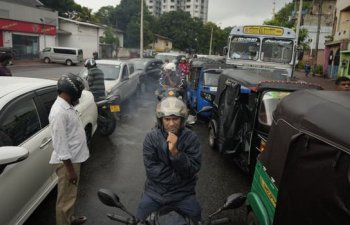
{"left": 136, "top": 193, "right": 202, "bottom": 224}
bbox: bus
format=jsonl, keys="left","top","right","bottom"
{"left": 225, "top": 25, "right": 297, "bottom": 77}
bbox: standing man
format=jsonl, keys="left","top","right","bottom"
{"left": 49, "top": 73, "right": 88, "bottom": 225}
{"left": 0, "top": 53, "right": 13, "bottom": 76}
{"left": 84, "top": 58, "right": 105, "bottom": 101}
{"left": 136, "top": 97, "right": 202, "bottom": 224}
{"left": 335, "top": 76, "right": 350, "bottom": 91}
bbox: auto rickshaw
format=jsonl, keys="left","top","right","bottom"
{"left": 246, "top": 90, "right": 350, "bottom": 225}
{"left": 208, "top": 68, "right": 321, "bottom": 173}
{"left": 186, "top": 58, "right": 234, "bottom": 118}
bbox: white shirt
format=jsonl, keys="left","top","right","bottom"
{"left": 49, "top": 97, "right": 89, "bottom": 164}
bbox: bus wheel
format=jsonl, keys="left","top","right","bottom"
{"left": 66, "top": 59, "right": 73, "bottom": 66}
{"left": 247, "top": 211, "right": 259, "bottom": 225}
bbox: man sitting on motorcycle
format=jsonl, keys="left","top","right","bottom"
{"left": 84, "top": 58, "right": 105, "bottom": 101}
{"left": 136, "top": 97, "right": 202, "bottom": 224}
{"left": 158, "top": 62, "right": 186, "bottom": 100}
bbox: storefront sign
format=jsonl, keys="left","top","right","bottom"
{"left": 0, "top": 18, "right": 56, "bottom": 35}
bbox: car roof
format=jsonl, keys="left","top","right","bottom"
{"left": 0, "top": 77, "right": 56, "bottom": 108}
{"left": 96, "top": 59, "right": 125, "bottom": 66}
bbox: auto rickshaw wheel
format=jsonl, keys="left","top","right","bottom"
{"left": 247, "top": 211, "right": 259, "bottom": 225}
{"left": 208, "top": 125, "right": 216, "bottom": 149}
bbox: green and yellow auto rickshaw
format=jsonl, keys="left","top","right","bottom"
{"left": 246, "top": 90, "right": 350, "bottom": 225}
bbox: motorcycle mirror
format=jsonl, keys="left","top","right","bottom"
{"left": 222, "top": 193, "right": 246, "bottom": 210}
{"left": 97, "top": 188, "right": 124, "bottom": 209}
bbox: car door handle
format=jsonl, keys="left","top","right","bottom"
{"left": 40, "top": 138, "right": 52, "bottom": 149}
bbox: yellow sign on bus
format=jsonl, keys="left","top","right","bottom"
{"left": 243, "top": 26, "right": 284, "bottom": 36}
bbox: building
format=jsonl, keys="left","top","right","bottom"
{"left": 301, "top": 0, "right": 336, "bottom": 71}
{"left": 324, "top": 0, "right": 350, "bottom": 78}
{"left": 145, "top": 0, "right": 209, "bottom": 22}
{"left": 149, "top": 34, "right": 173, "bottom": 52}
{"left": 0, "top": 0, "right": 58, "bottom": 59}
{"left": 58, "top": 17, "right": 124, "bottom": 59}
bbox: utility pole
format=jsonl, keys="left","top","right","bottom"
{"left": 209, "top": 26, "right": 213, "bottom": 55}
{"left": 140, "top": 0, "right": 144, "bottom": 58}
{"left": 292, "top": 0, "right": 303, "bottom": 78}
{"left": 312, "top": 0, "right": 323, "bottom": 76}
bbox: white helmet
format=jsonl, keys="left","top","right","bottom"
{"left": 164, "top": 62, "right": 176, "bottom": 71}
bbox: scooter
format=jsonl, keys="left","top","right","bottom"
{"left": 97, "top": 188, "right": 246, "bottom": 225}
{"left": 96, "top": 94, "right": 120, "bottom": 136}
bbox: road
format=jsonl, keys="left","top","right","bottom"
{"left": 16, "top": 64, "right": 251, "bottom": 225}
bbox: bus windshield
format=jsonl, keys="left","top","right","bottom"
{"left": 261, "top": 39, "right": 293, "bottom": 64}
{"left": 229, "top": 37, "right": 260, "bottom": 61}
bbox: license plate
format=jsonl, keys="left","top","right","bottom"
{"left": 110, "top": 105, "right": 120, "bottom": 112}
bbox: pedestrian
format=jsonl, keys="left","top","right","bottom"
{"left": 304, "top": 62, "right": 311, "bottom": 77}
{"left": 0, "top": 53, "right": 13, "bottom": 76}
{"left": 136, "top": 97, "right": 202, "bottom": 224}
{"left": 335, "top": 76, "right": 350, "bottom": 91}
{"left": 49, "top": 73, "right": 88, "bottom": 225}
{"left": 84, "top": 58, "right": 105, "bottom": 101}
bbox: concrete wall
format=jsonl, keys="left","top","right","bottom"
{"left": 58, "top": 20, "right": 99, "bottom": 59}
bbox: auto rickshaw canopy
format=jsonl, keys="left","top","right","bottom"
{"left": 259, "top": 90, "right": 350, "bottom": 225}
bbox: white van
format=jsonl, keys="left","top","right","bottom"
{"left": 39, "top": 47, "right": 83, "bottom": 66}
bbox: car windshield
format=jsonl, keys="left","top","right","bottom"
{"left": 155, "top": 54, "right": 177, "bottom": 63}
{"left": 203, "top": 72, "right": 220, "bottom": 87}
{"left": 133, "top": 60, "right": 146, "bottom": 70}
{"left": 261, "top": 39, "right": 293, "bottom": 63}
{"left": 259, "top": 91, "right": 291, "bottom": 126}
{"left": 98, "top": 64, "right": 121, "bottom": 80}
{"left": 229, "top": 36, "right": 260, "bottom": 60}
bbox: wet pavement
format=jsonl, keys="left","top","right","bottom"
{"left": 25, "top": 80, "right": 250, "bottom": 225}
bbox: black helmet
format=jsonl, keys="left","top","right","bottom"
{"left": 57, "top": 73, "right": 85, "bottom": 102}
{"left": 84, "top": 58, "right": 96, "bottom": 68}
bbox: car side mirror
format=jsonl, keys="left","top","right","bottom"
{"left": 0, "top": 146, "right": 29, "bottom": 174}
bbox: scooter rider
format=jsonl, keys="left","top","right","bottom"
{"left": 159, "top": 62, "right": 183, "bottom": 88}
{"left": 84, "top": 58, "right": 105, "bottom": 101}
{"left": 136, "top": 97, "right": 202, "bottom": 224}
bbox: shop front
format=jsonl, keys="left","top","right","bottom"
{"left": 0, "top": 18, "right": 56, "bottom": 59}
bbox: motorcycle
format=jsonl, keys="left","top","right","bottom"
{"left": 97, "top": 188, "right": 246, "bottom": 225}
{"left": 96, "top": 94, "right": 120, "bottom": 136}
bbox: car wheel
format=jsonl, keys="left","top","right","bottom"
{"left": 208, "top": 125, "right": 216, "bottom": 149}
{"left": 44, "top": 57, "right": 50, "bottom": 63}
{"left": 247, "top": 211, "right": 259, "bottom": 225}
{"left": 66, "top": 59, "right": 73, "bottom": 66}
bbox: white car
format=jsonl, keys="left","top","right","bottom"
{"left": 78, "top": 59, "right": 141, "bottom": 102}
{"left": 0, "top": 77, "right": 97, "bottom": 225}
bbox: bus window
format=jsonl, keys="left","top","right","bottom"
{"left": 261, "top": 39, "right": 293, "bottom": 64}
{"left": 229, "top": 37, "right": 260, "bottom": 61}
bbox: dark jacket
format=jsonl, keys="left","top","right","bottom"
{"left": 143, "top": 127, "right": 201, "bottom": 202}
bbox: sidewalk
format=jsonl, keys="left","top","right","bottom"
{"left": 10, "top": 58, "right": 44, "bottom": 67}
{"left": 293, "top": 70, "right": 336, "bottom": 90}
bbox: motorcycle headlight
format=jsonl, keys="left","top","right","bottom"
{"left": 200, "top": 91, "right": 214, "bottom": 102}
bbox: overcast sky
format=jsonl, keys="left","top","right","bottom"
{"left": 74, "top": 0, "right": 292, "bottom": 28}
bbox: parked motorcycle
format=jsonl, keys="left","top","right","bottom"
{"left": 96, "top": 95, "right": 120, "bottom": 136}
{"left": 97, "top": 188, "right": 246, "bottom": 225}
